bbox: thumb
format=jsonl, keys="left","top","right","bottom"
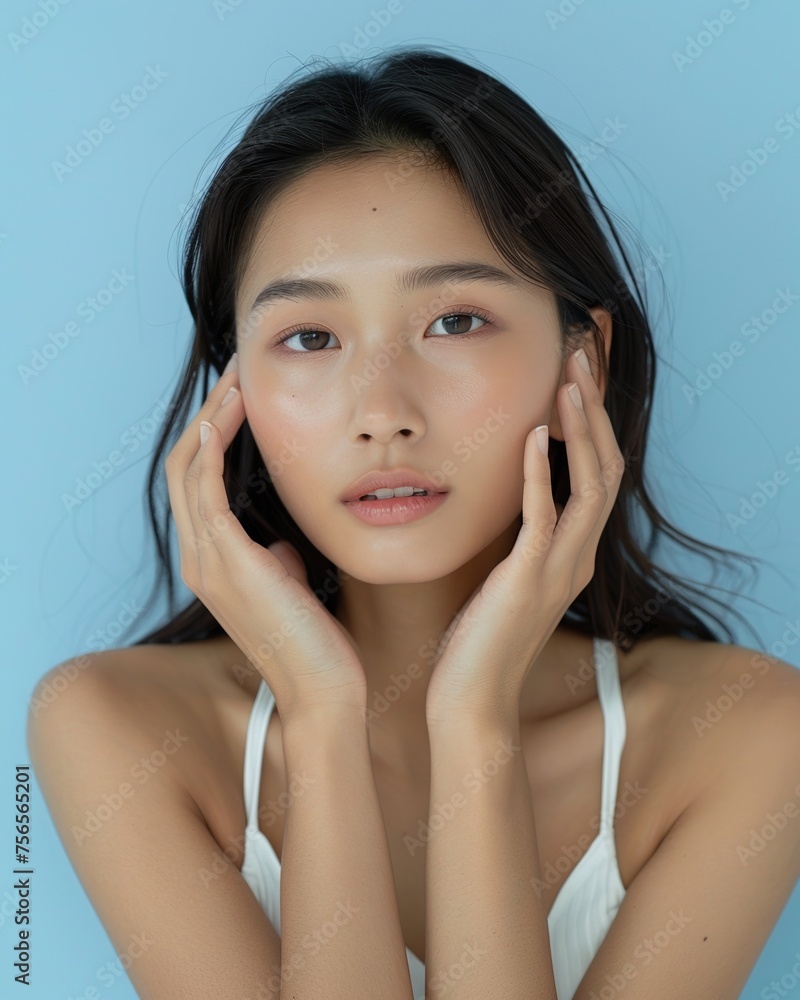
{"left": 267, "top": 541, "right": 309, "bottom": 586}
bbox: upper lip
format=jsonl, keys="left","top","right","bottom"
{"left": 340, "top": 467, "right": 448, "bottom": 502}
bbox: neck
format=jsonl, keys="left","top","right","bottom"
{"left": 331, "top": 516, "right": 616, "bottom": 775}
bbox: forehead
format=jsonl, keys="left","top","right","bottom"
{"left": 236, "top": 155, "right": 516, "bottom": 308}
{"left": 256, "top": 153, "right": 475, "bottom": 233}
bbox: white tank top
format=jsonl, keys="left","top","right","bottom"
{"left": 239, "top": 636, "right": 627, "bottom": 1000}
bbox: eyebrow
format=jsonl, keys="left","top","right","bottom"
{"left": 247, "top": 261, "right": 530, "bottom": 316}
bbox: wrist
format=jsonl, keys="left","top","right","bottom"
{"left": 280, "top": 697, "right": 369, "bottom": 744}
{"left": 426, "top": 705, "right": 522, "bottom": 744}
{"left": 426, "top": 685, "right": 522, "bottom": 735}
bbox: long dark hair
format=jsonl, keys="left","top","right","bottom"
{"left": 122, "top": 44, "right": 769, "bottom": 655}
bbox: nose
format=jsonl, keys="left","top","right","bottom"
{"left": 345, "top": 349, "right": 426, "bottom": 445}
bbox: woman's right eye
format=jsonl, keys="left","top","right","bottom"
{"left": 275, "top": 327, "right": 340, "bottom": 352}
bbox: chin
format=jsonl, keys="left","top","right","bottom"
{"left": 331, "top": 556, "right": 458, "bottom": 587}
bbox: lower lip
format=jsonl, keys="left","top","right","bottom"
{"left": 341, "top": 492, "right": 449, "bottom": 525}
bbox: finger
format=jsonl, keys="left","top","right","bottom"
{"left": 563, "top": 350, "right": 625, "bottom": 554}
{"left": 545, "top": 377, "right": 608, "bottom": 575}
{"left": 169, "top": 355, "right": 241, "bottom": 470}
{"left": 182, "top": 387, "right": 253, "bottom": 578}
{"left": 184, "top": 403, "right": 291, "bottom": 598}
{"left": 514, "top": 423, "right": 559, "bottom": 574}
{"left": 165, "top": 355, "right": 240, "bottom": 580}
{"left": 548, "top": 354, "right": 624, "bottom": 581}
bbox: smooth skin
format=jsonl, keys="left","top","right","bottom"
{"left": 168, "top": 351, "right": 370, "bottom": 720}
{"left": 27, "top": 154, "right": 800, "bottom": 999}
{"left": 228, "top": 154, "right": 621, "bottom": 781}
{"left": 171, "top": 336, "right": 620, "bottom": 999}
{"left": 187, "top": 345, "right": 622, "bottom": 731}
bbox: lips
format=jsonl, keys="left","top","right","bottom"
{"left": 356, "top": 487, "right": 428, "bottom": 501}
{"left": 340, "top": 467, "right": 447, "bottom": 503}
{"left": 342, "top": 489, "right": 450, "bottom": 525}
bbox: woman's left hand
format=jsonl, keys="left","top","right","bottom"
{"left": 425, "top": 348, "right": 625, "bottom": 729}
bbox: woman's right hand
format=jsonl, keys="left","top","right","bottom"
{"left": 164, "top": 354, "right": 368, "bottom": 720}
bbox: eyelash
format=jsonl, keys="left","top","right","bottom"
{"left": 273, "top": 306, "right": 495, "bottom": 353}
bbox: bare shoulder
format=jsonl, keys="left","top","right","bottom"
{"left": 26, "top": 636, "right": 255, "bottom": 805}
{"left": 565, "top": 639, "right": 800, "bottom": 998}
{"left": 642, "top": 635, "right": 800, "bottom": 796}
{"left": 669, "top": 637, "right": 800, "bottom": 731}
{"left": 25, "top": 639, "right": 284, "bottom": 997}
{"left": 697, "top": 639, "right": 800, "bottom": 752}
{"left": 28, "top": 635, "right": 228, "bottom": 718}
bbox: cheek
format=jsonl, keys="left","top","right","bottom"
{"left": 242, "top": 388, "right": 333, "bottom": 513}
{"left": 243, "top": 375, "right": 326, "bottom": 454}
{"left": 447, "top": 368, "right": 552, "bottom": 502}
{"left": 448, "top": 365, "right": 551, "bottom": 458}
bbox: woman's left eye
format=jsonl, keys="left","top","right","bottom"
{"left": 427, "top": 309, "right": 493, "bottom": 338}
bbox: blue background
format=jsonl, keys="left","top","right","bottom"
{"left": 3, "top": 0, "right": 800, "bottom": 997}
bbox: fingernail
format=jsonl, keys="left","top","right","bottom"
{"left": 574, "top": 348, "right": 591, "bottom": 375}
{"left": 221, "top": 386, "right": 238, "bottom": 407}
{"left": 567, "top": 382, "right": 583, "bottom": 409}
{"left": 200, "top": 420, "right": 212, "bottom": 445}
{"left": 223, "top": 352, "right": 239, "bottom": 375}
{"left": 535, "top": 425, "right": 549, "bottom": 456}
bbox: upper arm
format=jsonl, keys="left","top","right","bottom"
{"left": 26, "top": 656, "right": 283, "bottom": 1000}
{"left": 573, "top": 657, "right": 800, "bottom": 1000}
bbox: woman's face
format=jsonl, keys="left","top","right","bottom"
{"left": 234, "top": 154, "right": 566, "bottom": 584}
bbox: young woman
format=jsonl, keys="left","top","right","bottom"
{"left": 28, "top": 45, "right": 800, "bottom": 1000}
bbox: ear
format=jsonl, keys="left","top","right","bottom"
{"left": 548, "top": 306, "right": 613, "bottom": 443}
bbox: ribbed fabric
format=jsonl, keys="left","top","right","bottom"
{"left": 239, "top": 636, "right": 627, "bottom": 1000}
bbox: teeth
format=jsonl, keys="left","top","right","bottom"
{"left": 360, "top": 486, "right": 429, "bottom": 500}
